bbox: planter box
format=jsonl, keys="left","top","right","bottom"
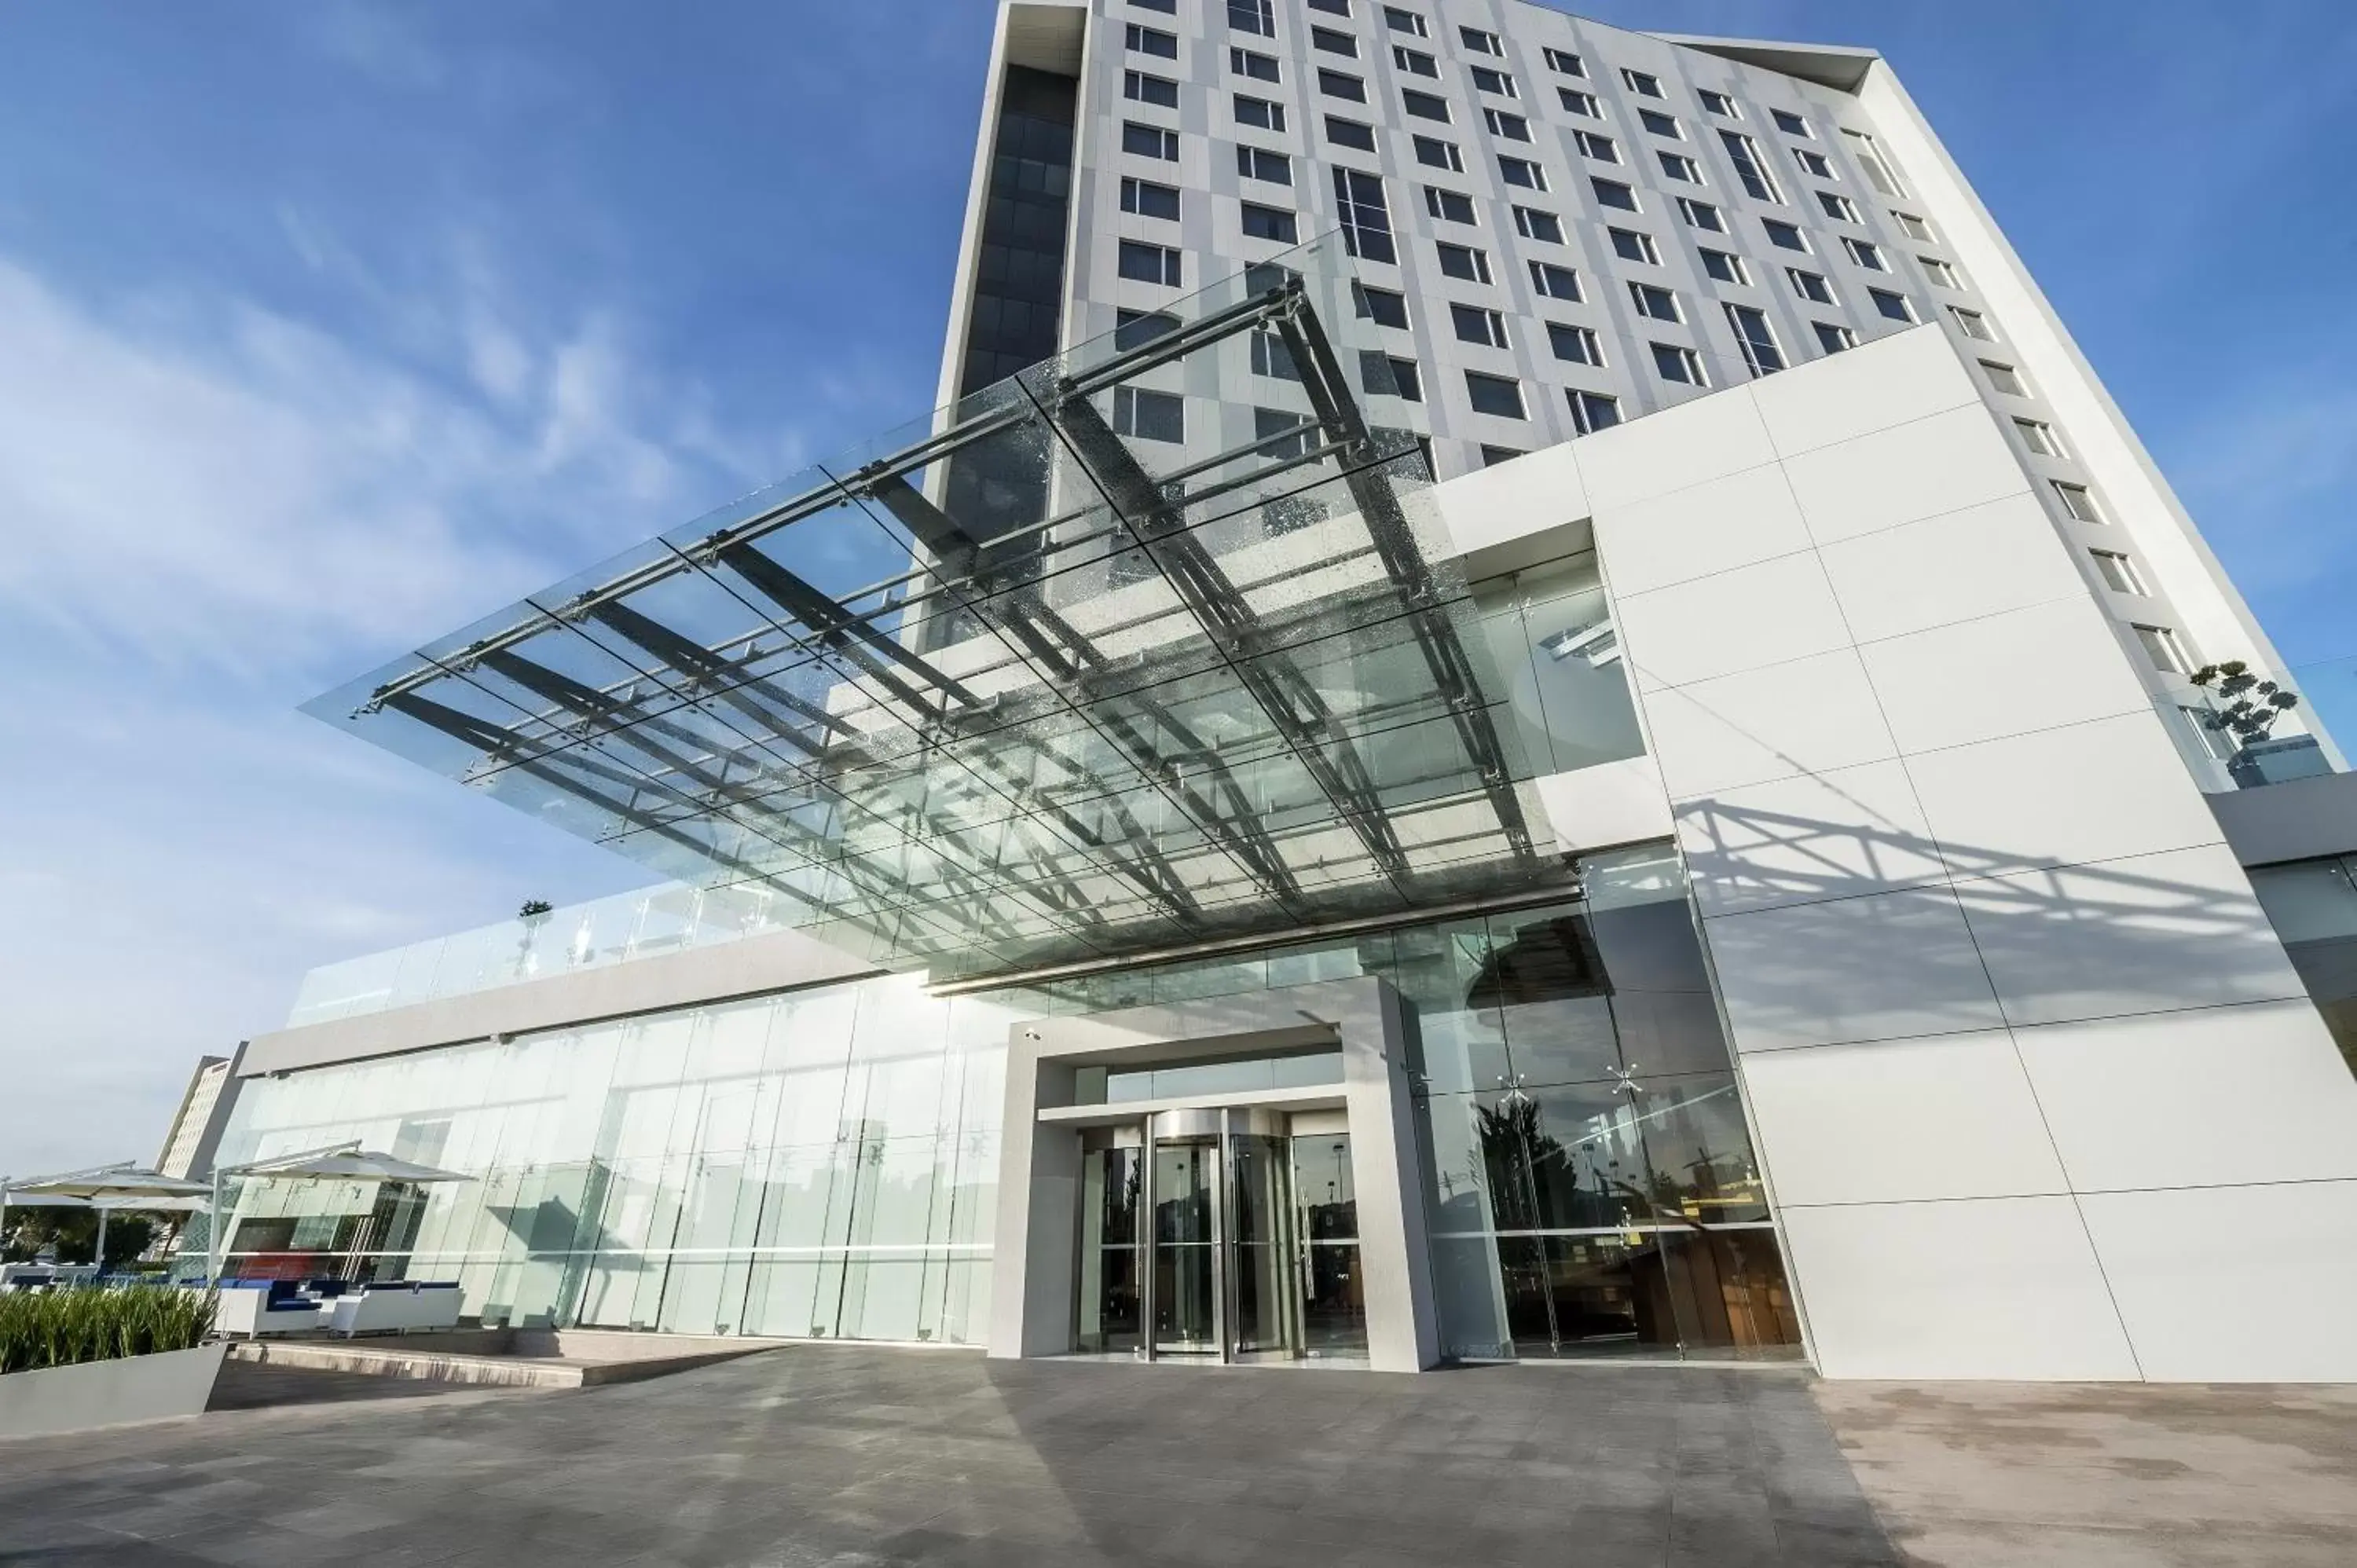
{"left": 0, "top": 1343, "right": 227, "bottom": 1442}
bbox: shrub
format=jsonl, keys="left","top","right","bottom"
{"left": 0, "top": 1284, "right": 217, "bottom": 1376}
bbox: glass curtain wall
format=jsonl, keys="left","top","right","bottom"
{"left": 211, "top": 975, "right": 1032, "bottom": 1345}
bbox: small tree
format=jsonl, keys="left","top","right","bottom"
{"left": 2190, "top": 661, "right": 2300, "bottom": 748}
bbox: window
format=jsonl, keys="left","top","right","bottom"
{"left": 1384, "top": 5, "right": 1426, "bottom": 37}
{"left": 1464, "top": 370, "right": 1526, "bottom": 418}
{"left": 1949, "top": 306, "right": 1995, "bottom": 341}
{"left": 1325, "top": 115, "right": 1376, "bottom": 151}
{"left": 1230, "top": 47, "right": 1281, "bottom": 81}
{"left": 1402, "top": 89, "right": 1451, "bottom": 122}
{"left": 1436, "top": 240, "right": 1491, "bottom": 282}
{"left": 1868, "top": 288, "right": 1915, "bottom": 322}
{"left": 1699, "top": 247, "right": 1748, "bottom": 284}
{"left": 1125, "top": 71, "right": 1178, "bottom": 108}
{"left": 1568, "top": 389, "right": 1621, "bottom": 434}
{"left": 1529, "top": 259, "right": 1582, "bottom": 299}
{"left": 1309, "top": 0, "right": 1351, "bottom": 13}
{"left": 1354, "top": 280, "right": 1409, "bottom": 327}
{"left": 1460, "top": 26, "right": 1502, "bottom": 55}
{"left": 1813, "top": 321, "right": 1857, "bottom": 353}
{"left": 1634, "top": 109, "right": 1682, "bottom": 141}
{"left": 1514, "top": 206, "right": 1564, "bottom": 243}
{"left": 1471, "top": 65, "right": 1518, "bottom": 98}
{"left": 2014, "top": 418, "right": 2064, "bottom": 457}
{"left": 1559, "top": 87, "right": 1601, "bottom": 117}
{"left": 1319, "top": 68, "right": 1368, "bottom": 102}
{"left": 1115, "top": 308, "right": 1179, "bottom": 350}
{"left": 1127, "top": 24, "right": 1178, "bottom": 58}
{"left": 1725, "top": 303, "right": 1785, "bottom": 375}
{"left": 1922, "top": 257, "right": 1964, "bottom": 289}
{"left": 1547, "top": 321, "right": 1603, "bottom": 365}
{"left": 1415, "top": 187, "right": 1470, "bottom": 226}
{"left": 1484, "top": 108, "right": 1533, "bottom": 141}
{"left": 1794, "top": 147, "right": 1835, "bottom": 179}
{"left": 1816, "top": 190, "right": 1860, "bottom": 222}
{"left": 1228, "top": 0, "right": 1274, "bottom": 36}
{"left": 2092, "top": 550, "right": 2148, "bottom": 595}
{"left": 1677, "top": 196, "right": 1725, "bottom": 232}
{"left": 1117, "top": 240, "right": 1182, "bottom": 286}
{"left": 1543, "top": 47, "right": 1585, "bottom": 76}
{"left": 1497, "top": 154, "right": 1545, "bottom": 189}
{"left": 2134, "top": 625, "right": 2194, "bottom": 676}
{"left": 1129, "top": 0, "right": 1175, "bottom": 10}
{"left": 1393, "top": 45, "right": 1438, "bottom": 76}
{"left": 1574, "top": 129, "right": 1620, "bottom": 163}
{"left": 1659, "top": 152, "right": 1703, "bottom": 183}
{"left": 1719, "top": 130, "right": 1783, "bottom": 202}
{"left": 1236, "top": 95, "right": 1286, "bottom": 131}
{"left": 1699, "top": 89, "right": 1739, "bottom": 117}
{"left": 1366, "top": 352, "right": 1421, "bottom": 401}
{"left": 1240, "top": 201, "right": 1298, "bottom": 243}
{"left": 1787, "top": 268, "right": 1835, "bottom": 304}
{"left": 1313, "top": 26, "right": 1357, "bottom": 56}
{"left": 1980, "top": 360, "right": 2028, "bottom": 396}
{"left": 1123, "top": 122, "right": 1178, "bottom": 160}
{"left": 1592, "top": 178, "right": 1638, "bottom": 211}
{"left": 1629, "top": 280, "right": 1681, "bottom": 321}
{"left": 1608, "top": 226, "right": 1659, "bottom": 263}
{"left": 1250, "top": 328, "right": 1299, "bottom": 379}
{"left": 1414, "top": 135, "right": 1462, "bottom": 170}
{"left": 2054, "top": 482, "right": 2104, "bottom": 522}
{"left": 1651, "top": 341, "right": 1707, "bottom": 385}
{"left": 1893, "top": 211, "right": 1934, "bottom": 240}
{"left": 1621, "top": 68, "right": 1663, "bottom": 98}
{"left": 1237, "top": 145, "right": 1292, "bottom": 184}
{"left": 1333, "top": 167, "right": 1396, "bottom": 263}
{"left": 1120, "top": 177, "right": 1181, "bottom": 219}
{"left": 1844, "top": 129, "right": 1904, "bottom": 195}
{"left": 1481, "top": 444, "right": 1527, "bottom": 466}
{"left": 1112, "top": 385, "right": 1184, "bottom": 441}
{"left": 1451, "top": 302, "right": 1509, "bottom": 347}
{"left": 1771, "top": 108, "right": 1812, "bottom": 137}
{"left": 1842, "top": 236, "right": 1887, "bottom": 271}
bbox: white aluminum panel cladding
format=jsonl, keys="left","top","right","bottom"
{"left": 1589, "top": 460, "right": 1810, "bottom": 599}
{"left": 2011, "top": 999, "right": 2357, "bottom": 1193}
{"left": 1816, "top": 491, "right": 2086, "bottom": 645}
{"left": 1747, "top": 321, "right": 1978, "bottom": 457}
{"left": 1952, "top": 843, "right": 2310, "bottom": 1029}
{"left": 1431, "top": 441, "right": 1585, "bottom": 560}
{"left": 1673, "top": 758, "right": 1946, "bottom": 919}
{"left": 1572, "top": 385, "right": 1781, "bottom": 515}
{"left": 1778, "top": 1196, "right": 2140, "bottom": 1381}
{"left": 1614, "top": 548, "right": 1851, "bottom": 693}
{"left": 1703, "top": 884, "right": 2005, "bottom": 1053}
{"left": 1737, "top": 1031, "right": 2069, "bottom": 1205}
{"left": 2077, "top": 1181, "right": 2357, "bottom": 1383}
{"left": 1901, "top": 711, "right": 2229, "bottom": 881}
{"left": 1855, "top": 597, "right": 2154, "bottom": 756}
{"left": 1778, "top": 403, "right": 2028, "bottom": 546}
{"left": 1642, "top": 649, "right": 1898, "bottom": 798}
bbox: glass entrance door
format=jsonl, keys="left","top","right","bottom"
{"left": 1227, "top": 1134, "right": 1297, "bottom": 1356}
{"left": 1152, "top": 1139, "right": 1219, "bottom": 1355}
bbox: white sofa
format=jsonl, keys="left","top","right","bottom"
{"left": 215, "top": 1282, "right": 327, "bottom": 1337}
{"left": 328, "top": 1282, "right": 464, "bottom": 1336}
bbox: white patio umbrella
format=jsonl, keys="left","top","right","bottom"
{"left": 5, "top": 1162, "right": 214, "bottom": 1273}
{"left": 207, "top": 1142, "right": 475, "bottom": 1284}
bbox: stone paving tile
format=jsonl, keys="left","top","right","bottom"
{"left": 0, "top": 1349, "right": 1897, "bottom": 1566}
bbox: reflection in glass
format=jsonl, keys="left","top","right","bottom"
{"left": 1153, "top": 1141, "right": 1219, "bottom": 1354}
{"left": 1076, "top": 1147, "right": 1143, "bottom": 1354}
{"left": 1661, "top": 1227, "right": 1803, "bottom": 1360}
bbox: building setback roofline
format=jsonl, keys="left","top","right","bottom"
{"left": 1648, "top": 33, "right": 1882, "bottom": 93}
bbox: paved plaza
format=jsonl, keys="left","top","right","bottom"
{"left": 0, "top": 1348, "right": 1895, "bottom": 1567}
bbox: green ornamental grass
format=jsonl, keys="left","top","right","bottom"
{"left": 0, "top": 1285, "right": 218, "bottom": 1375}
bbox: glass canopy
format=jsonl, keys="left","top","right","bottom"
{"left": 309, "top": 236, "right": 1576, "bottom": 982}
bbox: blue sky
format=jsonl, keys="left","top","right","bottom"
{"left": 3, "top": 0, "right": 2353, "bottom": 1173}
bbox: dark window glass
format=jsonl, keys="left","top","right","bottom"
{"left": 1237, "top": 145, "right": 1292, "bottom": 184}
{"left": 1639, "top": 108, "right": 1681, "bottom": 137}
{"left": 1124, "top": 70, "right": 1178, "bottom": 108}
{"left": 1112, "top": 384, "right": 1184, "bottom": 441}
{"left": 1119, "top": 177, "right": 1180, "bottom": 219}
{"left": 1236, "top": 94, "right": 1286, "bottom": 131}
{"left": 1401, "top": 89, "right": 1450, "bottom": 122}
{"left": 1227, "top": 0, "right": 1274, "bottom": 36}
{"left": 1241, "top": 202, "right": 1299, "bottom": 243}
{"left": 1325, "top": 115, "right": 1376, "bottom": 151}
{"left": 1312, "top": 25, "right": 1356, "bottom": 55}
{"left": 1424, "top": 185, "right": 1475, "bottom": 224}
{"left": 1464, "top": 370, "right": 1525, "bottom": 419}
{"left": 1592, "top": 178, "right": 1638, "bottom": 211}
{"left": 1114, "top": 309, "right": 1179, "bottom": 350}
{"left": 1318, "top": 68, "right": 1368, "bottom": 102}
{"left": 1435, "top": 241, "right": 1488, "bottom": 282}
{"left": 1116, "top": 240, "right": 1181, "bottom": 286}
{"left": 1332, "top": 166, "right": 1396, "bottom": 264}
{"left": 1122, "top": 121, "right": 1178, "bottom": 160}
{"left": 1125, "top": 24, "right": 1178, "bottom": 58}
{"left": 1528, "top": 260, "right": 1579, "bottom": 299}
{"left": 1353, "top": 280, "right": 1409, "bottom": 328}
{"left": 1230, "top": 47, "right": 1281, "bottom": 82}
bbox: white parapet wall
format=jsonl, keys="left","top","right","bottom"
{"left": 1428, "top": 324, "right": 2357, "bottom": 1383}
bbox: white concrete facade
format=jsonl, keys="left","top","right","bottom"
{"left": 1427, "top": 324, "right": 2357, "bottom": 1383}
